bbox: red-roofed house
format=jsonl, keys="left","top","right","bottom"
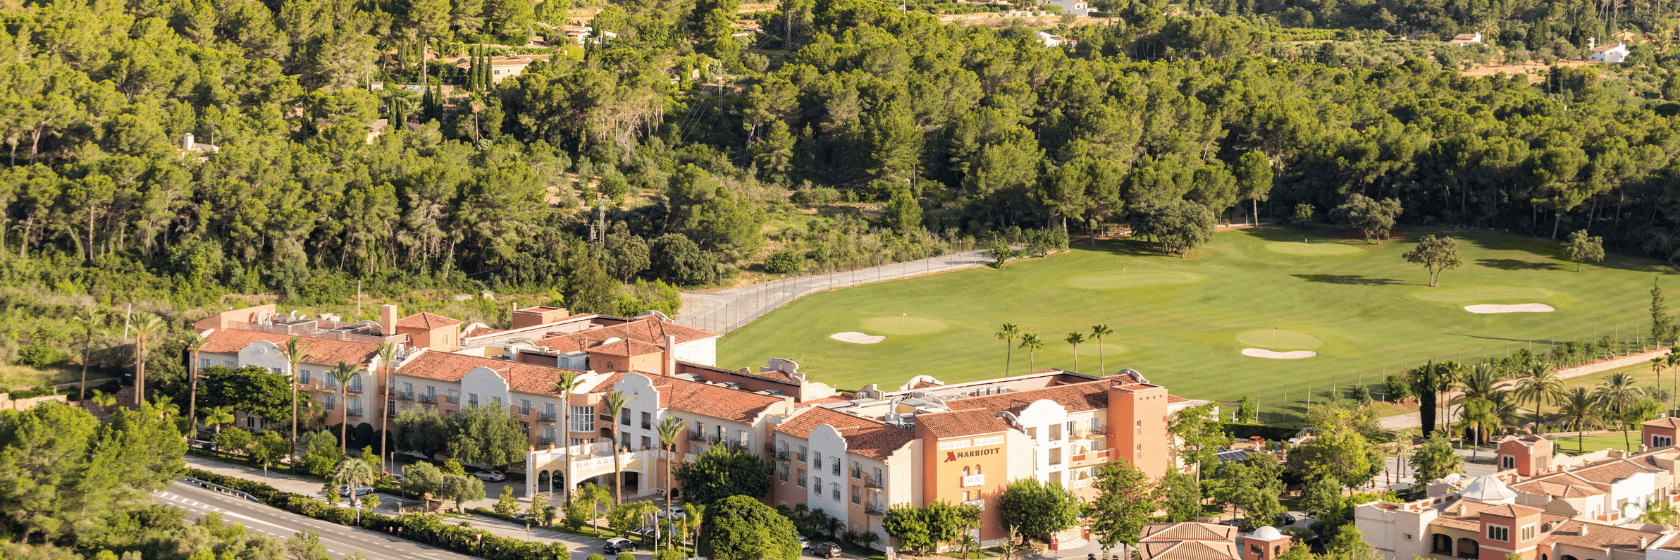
{"left": 769, "top": 407, "right": 917, "bottom": 540}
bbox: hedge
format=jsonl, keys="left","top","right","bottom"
{"left": 1222, "top": 423, "right": 1301, "bottom": 442}
{"left": 182, "top": 468, "right": 571, "bottom": 560}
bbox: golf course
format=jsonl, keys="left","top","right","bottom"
{"left": 717, "top": 226, "right": 1675, "bottom": 417}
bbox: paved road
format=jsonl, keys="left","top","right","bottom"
{"left": 155, "top": 482, "right": 474, "bottom": 560}
{"left": 677, "top": 250, "right": 991, "bottom": 334}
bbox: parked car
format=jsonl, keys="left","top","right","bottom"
{"left": 338, "top": 485, "right": 373, "bottom": 497}
{"left": 1280, "top": 513, "right": 1297, "bottom": 525}
{"left": 603, "top": 537, "right": 638, "bottom": 554}
{"left": 472, "top": 471, "right": 506, "bottom": 482}
{"left": 810, "top": 542, "right": 841, "bottom": 558}
{"left": 797, "top": 535, "right": 810, "bottom": 551}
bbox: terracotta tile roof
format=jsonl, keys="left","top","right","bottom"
{"left": 797, "top": 395, "right": 854, "bottom": 408}
{"left": 462, "top": 325, "right": 505, "bottom": 337}
{"left": 1140, "top": 540, "right": 1240, "bottom": 560}
{"left": 774, "top": 407, "right": 915, "bottom": 461}
{"left": 202, "top": 329, "right": 380, "bottom": 367}
{"left": 666, "top": 378, "right": 784, "bottom": 424}
{"left": 1141, "top": 522, "right": 1237, "bottom": 542}
{"left": 584, "top": 338, "right": 665, "bottom": 358}
{"left": 396, "top": 312, "right": 463, "bottom": 330}
{"left": 1570, "top": 459, "right": 1659, "bottom": 484}
{"left": 1549, "top": 520, "right": 1661, "bottom": 550}
{"left": 1483, "top": 504, "right": 1544, "bottom": 518}
{"left": 1644, "top": 418, "right": 1680, "bottom": 430}
{"left": 394, "top": 351, "right": 576, "bottom": 395}
{"left": 918, "top": 409, "right": 1010, "bottom": 439}
{"left": 533, "top": 316, "right": 717, "bottom": 355}
{"left": 1511, "top": 473, "right": 1606, "bottom": 498}
{"left": 1428, "top": 501, "right": 1572, "bottom": 533}
{"left": 1167, "top": 395, "right": 1189, "bottom": 404}
{"left": 911, "top": 380, "right": 943, "bottom": 389}
{"left": 945, "top": 380, "right": 1109, "bottom": 415}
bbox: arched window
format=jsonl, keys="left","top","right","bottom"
{"left": 963, "top": 467, "right": 970, "bottom": 477}
{"left": 975, "top": 465, "right": 982, "bottom": 474}
{"left": 1456, "top": 538, "right": 1478, "bottom": 558}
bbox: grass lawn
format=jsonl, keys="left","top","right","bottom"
{"left": 719, "top": 226, "right": 1673, "bottom": 422}
{"left": 1550, "top": 432, "right": 1641, "bottom": 454}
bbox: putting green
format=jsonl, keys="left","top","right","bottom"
{"left": 859, "top": 316, "right": 949, "bottom": 335}
{"left": 1063, "top": 343, "right": 1128, "bottom": 356}
{"left": 1067, "top": 270, "right": 1200, "bottom": 289}
{"left": 1413, "top": 285, "right": 1554, "bottom": 302}
{"left": 1265, "top": 242, "right": 1363, "bottom": 256}
{"left": 1235, "top": 329, "right": 1324, "bottom": 350}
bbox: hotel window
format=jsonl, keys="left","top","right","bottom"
{"left": 198, "top": 358, "right": 210, "bottom": 369}
{"left": 1520, "top": 524, "right": 1536, "bottom": 541}
{"left": 349, "top": 376, "right": 362, "bottom": 392}
{"left": 963, "top": 467, "right": 971, "bottom": 477}
{"left": 1487, "top": 525, "right": 1509, "bottom": 542}
{"left": 546, "top": 403, "right": 556, "bottom": 418}
{"left": 780, "top": 468, "right": 789, "bottom": 482}
{"left": 324, "top": 375, "right": 337, "bottom": 390}
{"left": 642, "top": 436, "right": 652, "bottom": 450}
{"left": 1656, "top": 435, "right": 1675, "bottom": 447}
{"left": 621, "top": 408, "right": 631, "bottom": 426}
{"left": 299, "top": 369, "right": 311, "bottom": 384}
{"left": 831, "top": 457, "right": 840, "bottom": 476}
{"left": 403, "top": 382, "right": 414, "bottom": 394}
{"left": 1066, "top": 421, "right": 1077, "bottom": 437}
{"left": 813, "top": 451, "right": 823, "bottom": 467}
{"left": 468, "top": 393, "right": 479, "bottom": 406}
{"left": 852, "top": 486, "right": 861, "bottom": 504}
{"left": 542, "top": 426, "right": 555, "bottom": 440}
{"left": 571, "top": 406, "right": 594, "bottom": 432}
{"left": 270, "top": 367, "right": 283, "bottom": 375}
{"left": 798, "top": 446, "right": 808, "bottom": 462}
{"left": 963, "top": 491, "right": 971, "bottom": 502}
{"left": 1501, "top": 455, "right": 1515, "bottom": 470}
{"left": 831, "top": 483, "right": 840, "bottom": 501}
{"left": 851, "top": 460, "right": 861, "bottom": 478}
{"left": 798, "top": 470, "right": 807, "bottom": 487}
{"left": 814, "top": 476, "right": 823, "bottom": 492}
{"left": 492, "top": 396, "right": 503, "bottom": 408}
{"left": 521, "top": 400, "right": 532, "bottom": 415}
{"left": 325, "top": 395, "right": 337, "bottom": 411}
{"left": 1090, "top": 417, "right": 1103, "bottom": 432}
{"left": 641, "top": 411, "right": 652, "bottom": 430}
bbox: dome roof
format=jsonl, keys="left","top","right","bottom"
{"left": 1460, "top": 475, "right": 1517, "bottom": 503}
{"left": 1251, "top": 526, "right": 1284, "bottom": 541}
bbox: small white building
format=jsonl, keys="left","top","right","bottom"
{"left": 1446, "top": 32, "right": 1481, "bottom": 46}
{"left": 1589, "top": 41, "right": 1630, "bottom": 63}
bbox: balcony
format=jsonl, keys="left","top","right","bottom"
{"left": 347, "top": 408, "right": 364, "bottom": 418}
{"left": 866, "top": 502, "right": 886, "bottom": 515}
{"left": 520, "top": 408, "right": 533, "bottom": 417}
{"left": 777, "top": 450, "right": 791, "bottom": 461}
{"left": 540, "top": 412, "right": 557, "bottom": 422}
{"left": 418, "top": 394, "right": 436, "bottom": 404}
{"left": 765, "top": 443, "right": 776, "bottom": 454}
{"left": 864, "top": 475, "right": 883, "bottom": 488}
{"left": 962, "top": 499, "right": 986, "bottom": 511}
{"left": 539, "top": 436, "right": 555, "bottom": 445}
{"left": 795, "top": 452, "right": 807, "bottom": 462}
{"left": 395, "top": 392, "right": 414, "bottom": 401}
{"left": 347, "top": 385, "right": 363, "bottom": 394}
{"left": 688, "top": 431, "right": 706, "bottom": 442}
{"left": 445, "top": 396, "right": 459, "bottom": 405}
{"left": 387, "top": 408, "right": 398, "bottom": 418}
{"left": 850, "top": 468, "right": 861, "bottom": 479}
{"left": 962, "top": 474, "right": 985, "bottom": 488}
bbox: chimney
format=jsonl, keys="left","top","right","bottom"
{"left": 381, "top": 304, "right": 399, "bottom": 336}
{"left": 183, "top": 133, "right": 195, "bottom": 150}
{"left": 664, "top": 334, "right": 677, "bottom": 377}
{"left": 1580, "top": 525, "right": 1588, "bottom": 536}
{"left": 1640, "top": 536, "right": 1649, "bottom": 548}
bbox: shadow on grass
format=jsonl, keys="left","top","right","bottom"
{"left": 1082, "top": 238, "right": 1168, "bottom": 257}
{"left": 1291, "top": 274, "right": 1403, "bottom": 286}
{"left": 1477, "top": 258, "right": 1559, "bottom": 271}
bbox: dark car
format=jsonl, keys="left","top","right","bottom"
{"left": 603, "top": 537, "right": 638, "bottom": 554}
{"left": 810, "top": 542, "right": 841, "bottom": 558}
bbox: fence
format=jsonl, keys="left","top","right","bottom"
{"left": 179, "top": 475, "right": 261, "bottom": 502}
{"left": 676, "top": 250, "right": 992, "bottom": 334}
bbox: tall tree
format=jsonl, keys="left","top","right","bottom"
{"left": 1086, "top": 459, "right": 1160, "bottom": 550}
{"left": 1018, "top": 333, "right": 1044, "bottom": 372}
{"left": 1594, "top": 372, "right": 1642, "bottom": 451}
{"left": 1514, "top": 363, "right": 1564, "bottom": 430}
{"left": 1409, "top": 432, "right": 1463, "bottom": 483}
{"left": 74, "top": 310, "right": 103, "bottom": 402}
{"left": 1168, "top": 402, "right": 1223, "bottom": 479}
{"left": 1657, "top": 279, "right": 1677, "bottom": 347}
{"left": 282, "top": 337, "right": 316, "bottom": 472}
{"left": 699, "top": 495, "right": 800, "bottom": 560}
{"left": 377, "top": 342, "right": 399, "bottom": 474}
{"left": 674, "top": 442, "right": 771, "bottom": 505}
{"left": 1233, "top": 150, "right": 1273, "bottom": 226}
{"left": 998, "top": 478, "right": 1082, "bottom": 541}
{"left": 1564, "top": 230, "right": 1605, "bottom": 272}
{"left": 131, "top": 313, "right": 167, "bottom": 406}
{"left": 553, "top": 371, "right": 583, "bottom": 504}
{"left": 185, "top": 330, "right": 209, "bottom": 433}
{"left": 1064, "top": 332, "right": 1085, "bottom": 372}
{"left": 1558, "top": 387, "right": 1598, "bottom": 452}
{"left": 1331, "top": 194, "right": 1403, "bottom": 243}
{"left": 604, "top": 390, "right": 627, "bottom": 505}
{"left": 657, "top": 415, "right": 686, "bottom": 546}
{"left": 995, "top": 324, "right": 1019, "bottom": 375}
{"left": 329, "top": 361, "right": 359, "bottom": 455}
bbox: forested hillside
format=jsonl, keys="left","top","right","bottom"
{"left": 4, "top": 0, "right": 1680, "bottom": 371}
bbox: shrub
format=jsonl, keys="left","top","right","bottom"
{"left": 17, "top": 343, "right": 66, "bottom": 367}
{"left": 762, "top": 250, "right": 805, "bottom": 274}
{"left": 791, "top": 187, "right": 841, "bottom": 206}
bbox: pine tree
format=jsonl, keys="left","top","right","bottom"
{"left": 1655, "top": 277, "right": 1676, "bottom": 346}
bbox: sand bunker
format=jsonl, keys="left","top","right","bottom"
{"left": 1242, "top": 348, "right": 1318, "bottom": 359}
{"left": 831, "top": 332, "right": 886, "bottom": 344}
{"left": 1464, "top": 303, "right": 1556, "bottom": 314}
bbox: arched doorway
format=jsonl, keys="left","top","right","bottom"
{"left": 1432, "top": 535, "right": 1452, "bottom": 554}
{"left": 537, "top": 471, "right": 550, "bottom": 494}
{"left": 1456, "top": 538, "right": 1478, "bottom": 558}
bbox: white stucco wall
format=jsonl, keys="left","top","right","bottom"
{"left": 808, "top": 424, "right": 851, "bottom": 526}
{"left": 676, "top": 339, "right": 717, "bottom": 367}
{"left": 1017, "top": 400, "right": 1071, "bottom": 485}
{"left": 460, "top": 366, "right": 510, "bottom": 409}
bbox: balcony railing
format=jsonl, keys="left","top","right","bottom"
{"left": 777, "top": 450, "right": 790, "bottom": 460}
{"left": 963, "top": 499, "right": 986, "bottom": 511}
{"left": 520, "top": 408, "right": 533, "bottom": 417}
{"left": 418, "top": 394, "right": 436, "bottom": 403}
{"left": 795, "top": 452, "right": 807, "bottom": 462}
{"left": 395, "top": 392, "right": 414, "bottom": 401}
{"left": 688, "top": 431, "right": 706, "bottom": 442}
{"left": 387, "top": 408, "right": 398, "bottom": 418}
{"left": 864, "top": 474, "right": 883, "bottom": 488}
{"left": 866, "top": 502, "right": 886, "bottom": 515}
{"left": 347, "top": 385, "right": 363, "bottom": 394}
{"left": 540, "top": 412, "right": 557, "bottom": 422}
{"left": 538, "top": 436, "right": 555, "bottom": 445}
{"left": 347, "top": 408, "right": 364, "bottom": 417}
{"left": 445, "top": 396, "right": 459, "bottom": 405}
{"left": 850, "top": 468, "right": 861, "bottom": 479}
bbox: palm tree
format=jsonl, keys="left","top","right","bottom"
{"left": 1459, "top": 397, "right": 1497, "bottom": 458}
{"left": 1669, "top": 349, "right": 1680, "bottom": 416}
{"left": 185, "top": 329, "right": 209, "bottom": 432}
{"left": 656, "top": 415, "right": 686, "bottom": 545}
{"left": 131, "top": 313, "right": 167, "bottom": 405}
{"left": 683, "top": 502, "right": 705, "bottom": 557}
{"left": 1065, "top": 332, "right": 1085, "bottom": 372}
{"left": 552, "top": 371, "right": 583, "bottom": 504}
{"left": 1018, "top": 333, "right": 1043, "bottom": 373}
{"left": 331, "top": 457, "right": 379, "bottom": 520}
{"left": 1558, "top": 387, "right": 1598, "bottom": 453}
{"left": 74, "top": 310, "right": 103, "bottom": 402}
{"left": 1514, "top": 363, "right": 1565, "bottom": 430}
{"left": 995, "top": 324, "right": 1019, "bottom": 375}
{"left": 604, "top": 390, "right": 628, "bottom": 505}
{"left": 203, "top": 405, "right": 236, "bottom": 436}
{"left": 1490, "top": 391, "right": 1524, "bottom": 435}
{"left": 282, "top": 336, "right": 316, "bottom": 473}
{"left": 584, "top": 482, "right": 611, "bottom": 535}
{"left": 153, "top": 394, "right": 180, "bottom": 420}
{"left": 1643, "top": 496, "right": 1680, "bottom": 529}
{"left": 330, "top": 361, "right": 360, "bottom": 456}
{"left": 376, "top": 342, "right": 399, "bottom": 474}
{"left": 1595, "top": 372, "right": 1643, "bottom": 451}
{"left": 1090, "top": 324, "right": 1113, "bottom": 375}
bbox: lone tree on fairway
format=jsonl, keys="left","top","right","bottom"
{"left": 1565, "top": 230, "right": 1605, "bottom": 272}
{"left": 1293, "top": 202, "right": 1315, "bottom": 226}
{"left": 1656, "top": 279, "right": 1678, "bottom": 347}
{"left": 1402, "top": 235, "right": 1461, "bottom": 287}
{"left": 995, "top": 323, "right": 1019, "bottom": 375}
{"left": 1332, "top": 194, "right": 1403, "bottom": 243}
{"left": 1065, "top": 332, "right": 1085, "bottom": 371}
{"left": 1235, "top": 150, "right": 1273, "bottom": 227}
{"left": 1131, "top": 200, "right": 1216, "bottom": 256}
{"left": 1019, "top": 333, "right": 1044, "bottom": 372}
{"left": 1090, "top": 324, "right": 1113, "bottom": 374}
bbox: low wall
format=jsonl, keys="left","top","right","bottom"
{"left": 0, "top": 394, "right": 68, "bottom": 411}
{"left": 1554, "top": 348, "right": 1673, "bottom": 380}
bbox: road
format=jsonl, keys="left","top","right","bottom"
{"left": 154, "top": 482, "right": 475, "bottom": 560}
